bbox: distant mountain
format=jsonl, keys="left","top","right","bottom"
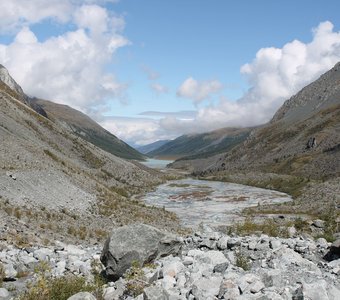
{"left": 147, "top": 127, "right": 252, "bottom": 160}
{"left": 175, "top": 62, "right": 340, "bottom": 180}
{"left": 136, "top": 140, "right": 171, "bottom": 154}
{"left": 32, "top": 99, "right": 145, "bottom": 161}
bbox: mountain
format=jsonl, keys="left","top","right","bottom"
{"left": 0, "top": 66, "right": 180, "bottom": 246}
{"left": 136, "top": 140, "right": 171, "bottom": 154}
{"left": 147, "top": 127, "right": 252, "bottom": 160}
{"left": 194, "top": 62, "right": 340, "bottom": 179}
{"left": 32, "top": 99, "right": 145, "bottom": 161}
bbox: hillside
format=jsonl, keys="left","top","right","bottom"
{"left": 171, "top": 62, "right": 340, "bottom": 215}
{"left": 0, "top": 66, "right": 181, "bottom": 247}
{"left": 33, "top": 99, "right": 145, "bottom": 160}
{"left": 136, "top": 139, "right": 171, "bottom": 154}
{"left": 147, "top": 127, "right": 252, "bottom": 160}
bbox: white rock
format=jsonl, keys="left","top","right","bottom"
{"left": 33, "top": 248, "right": 53, "bottom": 261}
{"left": 217, "top": 236, "right": 228, "bottom": 250}
{"left": 67, "top": 292, "right": 96, "bottom": 300}
{"left": 303, "top": 280, "right": 329, "bottom": 300}
{"left": 103, "top": 286, "right": 116, "bottom": 300}
{"left": 249, "top": 280, "right": 265, "bottom": 293}
{"left": 191, "top": 275, "right": 222, "bottom": 300}
{"left": 0, "top": 288, "right": 10, "bottom": 300}
{"left": 162, "top": 259, "right": 185, "bottom": 278}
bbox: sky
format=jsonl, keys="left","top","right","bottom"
{"left": 0, "top": 0, "right": 340, "bottom": 146}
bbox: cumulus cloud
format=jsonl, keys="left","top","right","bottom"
{"left": 140, "top": 64, "right": 160, "bottom": 80}
{"left": 177, "top": 77, "right": 223, "bottom": 103}
{"left": 0, "top": 3, "right": 129, "bottom": 113}
{"left": 150, "top": 83, "right": 169, "bottom": 95}
{"left": 116, "top": 21, "right": 340, "bottom": 145}
{"left": 100, "top": 116, "right": 177, "bottom": 146}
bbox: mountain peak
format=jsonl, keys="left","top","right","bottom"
{"left": 0, "top": 64, "right": 25, "bottom": 97}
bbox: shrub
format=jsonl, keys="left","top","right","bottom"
{"left": 235, "top": 251, "right": 251, "bottom": 271}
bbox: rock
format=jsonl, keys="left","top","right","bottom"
{"left": 100, "top": 224, "right": 182, "bottom": 280}
{"left": 303, "top": 280, "right": 329, "bottom": 300}
{"left": 0, "top": 288, "right": 10, "bottom": 300}
{"left": 218, "top": 279, "right": 239, "bottom": 299}
{"left": 312, "top": 219, "right": 325, "bottom": 228}
{"left": 329, "top": 239, "right": 340, "bottom": 255}
{"left": 143, "top": 285, "right": 167, "bottom": 300}
{"left": 227, "top": 238, "right": 240, "bottom": 249}
{"left": 316, "top": 238, "right": 329, "bottom": 249}
{"left": 213, "top": 262, "right": 228, "bottom": 274}
{"left": 3, "top": 262, "right": 17, "bottom": 279}
{"left": 288, "top": 226, "right": 297, "bottom": 237}
{"left": 183, "top": 256, "right": 194, "bottom": 266}
{"left": 67, "top": 292, "right": 96, "bottom": 300}
{"left": 262, "top": 269, "right": 282, "bottom": 288}
{"left": 191, "top": 275, "right": 222, "bottom": 300}
{"left": 270, "top": 239, "right": 282, "bottom": 250}
{"left": 162, "top": 258, "right": 184, "bottom": 278}
{"left": 103, "top": 287, "right": 116, "bottom": 300}
{"left": 249, "top": 280, "right": 265, "bottom": 293}
{"left": 217, "top": 236, "right": 228, "bottom": 250}
{"left": 292, "top": 284, "right": 304, "bottom": 300}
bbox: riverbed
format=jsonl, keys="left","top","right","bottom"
{"left": 140, "top": 178, "right": 292, "bottom": 228}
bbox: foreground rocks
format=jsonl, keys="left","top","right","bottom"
{"left": 100, "top": 224, "right": 182, "bottom": 280}
{"left": 1, "top": 225, "right": 340, "bottom": 299}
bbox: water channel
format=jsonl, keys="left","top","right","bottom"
{"left": 140, "top": 159, "right": 292, "bottom": 228}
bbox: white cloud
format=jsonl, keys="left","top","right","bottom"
{"left": 177, "top": 77, "right": 223, "bottom": 103}
{"left": 150, "top": 83, "right": 169, "bottom": 95}
{"left": 112, "top": 21, "right": 340, "bottom": 145}
{"left": 140, "top": 65, "right": 160, "bottom": 80}
{"left": 0, "top": 3, "right": 129, "bottom": 113}
{"left": 100, "top": 116, "right": 176, "bottom": 146}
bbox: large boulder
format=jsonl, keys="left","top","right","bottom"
{"left": 100, "top": 224, "right": 182, "bottom": 280}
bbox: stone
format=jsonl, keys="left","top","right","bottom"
{"left": 249, "top": 280, "right": 265, "bottom": 293}
{"left": 316, "top": 238, "right": 329, "bottom": 249}
{"left": 329, "top": 239, "right": 340, "bottom": 255}
{"left": 303, "top": 280, "right": 329, "bottom": 300}
{"left": 3, "top": 262, "right": 17, "bottom": 279}
{"left": 183, "top": 256, "right": 194, "bottom": 266}
{"left": 0, "top": 288, "right": 10, "bottom": 300}
{"left": 270, "top": 239, "right": 282, "bottom": 250}
{"left": 33, "top": 248, "right": 53, "bottom": 261}
{"left": 191, "top": 275, "right": 222, "bottom": 300}
{"left": 218, "top": 279, "right": 239, "bottom": 299}
{"left": 288, "top": 226, "right": 297, "bottom": 237}
{"left": 103, "top": 286, "right": 116, "bottom": 300}
{"left": 262, "top": 269, "right": 282, "bottom": 288}
{"left": 227, "top": 238, "right": 241, "bottom": 249}
{"left": 312, "top": 219, "right": 325, "bottom": 228}
{"left": 101, "top": 224, "right": 182, "bottom": 280}
{"left": 67, "top": 292, "right": 96, "bottom": 300}
{"left": 213, "top": 262, "right": 228, "bottom": 274}
{"left": 217, "top": 236, "right": 228, "bottom": 250}
{"left": 162, "top": 259, "right": 184, "bottom": 278}
{"left": 144, "top": 285, "right": 167, "bottom": 300}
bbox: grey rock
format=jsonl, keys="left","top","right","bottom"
{"left": 100, "top": 224, "right": 182, "bottom": 280}
{"left": 269, "top": 239, "right": 282, "bottom": 250}
{"left": 0, "top": 288, "right": 10, "bottom": 300}
{"left": 249, "top": 280, "right": 265, "bottom": 293}
{"left": 217, "top": 236, "right": 228, "bottom": 250}
{"left": 227, "top": 238, "right": 241, "bottom": 249}
{"left": 330, "top": 239, "right": 340, "bottom": 255}
{"left": 303, "top": 280, "right": 329, "bottom": 300}
{"left": 191, "top": 275, "right": 222, "bottom": 300}
{"left": 67, "top": 292, "right": 96, "bottom": 300}
{"left": 218, "top": 279, "right": 240, "bottom": 299}
{"left": 213, "top": 262, "right": 228, "bottom": 274}
{"left": 144, "top": 285, "right": 167, "bottom": 300}
{"left": 312, "top": 219, "right": 325, "bottom": 228}
{"left": 288, "top": 226, "right": 297, "bottom": 237}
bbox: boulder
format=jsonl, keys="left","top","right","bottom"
{"left": 100, "top": 224, "right": 182, "bottom": 280}
{"left": 67, "top": 292, "right": 96, "bottom": 300}
{"left": 0, "top": 288, "right": 10, "bottom": 300}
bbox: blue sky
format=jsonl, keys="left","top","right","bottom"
{"left": 0, "top": 0, "right": 340, "bottom": 145}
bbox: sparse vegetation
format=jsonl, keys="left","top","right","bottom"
{"left": 0, "top": 262, "right": 5, "bottom": 287}
{"left": 235, "top": 251, "right": 251, "bottom": 271}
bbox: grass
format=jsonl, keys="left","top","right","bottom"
{"left": 235, "top": 251, "right": 251, "bottom": 271}
{"left": 232, "top": 218, "right": 289, "bottom": 238}
{"left": 0, "top": 263, "right": 5, "bottom": 287}
{"left": 19, "top": 261, "right": 105, "bottom": 300}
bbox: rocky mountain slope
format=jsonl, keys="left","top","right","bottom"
{"left": 199, "top": 62, "right": 340, "bottom": 179}
{"left": 136, "top": 140, "right": 171, "bottom": 154}
{"left": 0, "top": 66, "right": 181, "bottom": 248}
{"left": 147, "top": 127, "right": 252, "bottom": 160}
{"left": 33, "top": 98, "right": 145, "bottom": 160}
